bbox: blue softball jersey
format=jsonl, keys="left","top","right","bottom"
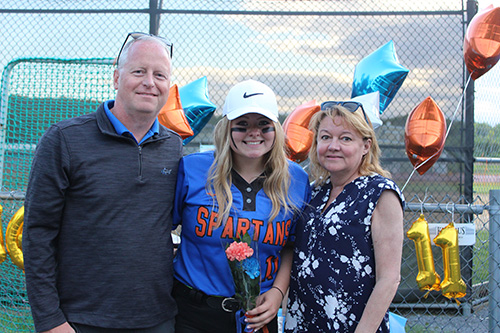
{"left": 173, "top": 151, "right": 311, "bottom": 297}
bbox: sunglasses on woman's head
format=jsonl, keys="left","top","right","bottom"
{"left": 320, "top": 101, "right": 370, "bottom": 125}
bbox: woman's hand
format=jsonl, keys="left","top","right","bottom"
{"left": 245, "top": 287, "right": 283, "bottom": 332}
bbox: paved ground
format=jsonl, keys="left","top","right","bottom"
{"left": 402, "top": 301, "right": 490, "bottom": 332}
{"left": 278, "top": 301, "right": 491, "bottom": 332}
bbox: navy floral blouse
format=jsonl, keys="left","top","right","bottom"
{"left": 285, "top": 174, "right": 405, "bottom": 332}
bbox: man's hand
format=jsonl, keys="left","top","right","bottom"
{"left": 42, "top": 322, "right": 75, "bottom": 333}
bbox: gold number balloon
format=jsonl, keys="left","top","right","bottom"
{"left": 0, "top": 205, "right": 6, "bottom": 264}
{"left": 406, "top": 214, "right": 441, "bottom": 292}
{"left": 433, "top": 223, "right": 467, "bottom": 301}
{"left": 6, "top": 206, "right": 24, "bottom": 270}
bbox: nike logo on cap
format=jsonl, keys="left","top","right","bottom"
{"left": 243, "top": 92, "right": 264, "bottom": 98}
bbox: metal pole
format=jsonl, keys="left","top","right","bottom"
{"left": 463, "top": 0, "right": 477, "bottom": 203}
{"left": 475, "top": 157, "right": 500, "bottom": 164}
{"left": 406, "top": 202, "right": 486, "bottom": 215}
{"left": 462, "top": 0, "right": 478, "bottom": 315}
{"left": 149, "top": 0, "right": 160, "bottom": 35}
{"left": 489, "top": 189, "right": 500, "bottom": 332}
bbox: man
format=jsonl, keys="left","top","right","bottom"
{"left": 24, "top": 33, "right": 182, "bottom": 333}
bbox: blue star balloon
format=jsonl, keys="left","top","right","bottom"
{"left": 178, "top": 76, "right": 216, "bottom": 145}
{"left": 389, "top": 312, "right": 407, "bottom": 333}
{"left": 351, "top": 91, "right": 383, "bottom": 129}
{"left": 351, "top": 40, "right": 409, "bottom": 113}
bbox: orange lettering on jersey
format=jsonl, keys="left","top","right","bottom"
{"left": 221, "top": 216, "right": 234, "bottom": 239}
{"left": 236, "top": 218, "right": 250, "bottom": 238}
{"left": 263, "top": 223, "right": 275, "bottom": 245}
{"left": 285, "top": 219, "right": 291, "bottom": 234}
{"left": 195, "top": 206, "right": 209, "bottom": 237}
{"left": 285, "top": 219, "right": 291, "bottom": 241}
{"left": 275, "top": 221, "right": 286, "bottom": 246}
{"left": 251, "top": 219, "right": 264, "bottom": 241}
{"left": 207, "top": 211, "right": 218, "bottom": 237}
{"left": 263, "top": 255, "right": 279, "bottom": 281}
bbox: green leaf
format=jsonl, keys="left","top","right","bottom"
{"left": 241, "top": 231, "right": 252, "bottom": 245}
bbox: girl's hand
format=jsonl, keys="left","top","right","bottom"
{"left": 245, "top": 287, "right": 283, "bottom": 332}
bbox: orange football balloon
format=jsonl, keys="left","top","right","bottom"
{"left": 158, "top": 85, "right": 194, "bottom": 139}
{"left": 463, "top": 4, "right": 500, "bottom": 80}
{"left": 404, "top": 97, "right": 446, "bottom": 175}
{"left": 283, "top": 100, "right": 320, "bottom": 162}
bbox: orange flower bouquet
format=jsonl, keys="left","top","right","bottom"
{"left": 225, "top": 232, "right": 261, "bottom": 312}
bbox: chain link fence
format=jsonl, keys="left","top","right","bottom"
{"left": 1, "top": 0, "right": 499, "bottom": 332}
{"left": 396, "top": 194, "right": 492, "bottom": 332}
{"left": 473, "top": 21, "right": 500, "bottom": 207}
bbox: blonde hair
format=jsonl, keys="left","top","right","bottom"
{"left": 308, "top": 105, "right": 390, "bottom": 186}
{"left": 207, "top": 117, "right": 296, "bottom": 226}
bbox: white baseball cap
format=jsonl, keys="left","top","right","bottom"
{"left": 222, "top": 80, "right": 279, "bottom": 122}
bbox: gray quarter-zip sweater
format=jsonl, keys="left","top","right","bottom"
{"left": 24, "top": 103, "right": 182, "bottom": 332}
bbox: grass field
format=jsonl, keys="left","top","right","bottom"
{"left": 473, "top": 229, "right": 489, "bottom": 285}
{"left": 474, "top": 163, "right": 500, "bottom": 197}
{"left": 471, "top": 163, "right": 499, "bottom": 285}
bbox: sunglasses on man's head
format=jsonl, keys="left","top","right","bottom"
{"left": 320, "top": 101, "right": 370, "bottom": 125}
{"left": 115, "top": 32, "right": 173, "bottom": 66}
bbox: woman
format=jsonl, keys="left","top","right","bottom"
{"left": 285, "top": 102, "right": 404, "bottom": 332}
{"left": 173, "top": 80, "right": 310, "bottom": 333}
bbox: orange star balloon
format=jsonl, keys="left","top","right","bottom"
{"left": 283, "top": 100, "right": 320, "bottom": 162}
{"left": 158, "top": 85, "right": 194, "bottom": 139}
{"left": 404, "top": 97, "right": 446, "bottom": 175}
{"left": 463, "top": 4, "right": 500, "bottom": 80}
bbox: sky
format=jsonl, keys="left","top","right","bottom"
{"left": 0, "top": 1, "right": 499, "bottom": 125}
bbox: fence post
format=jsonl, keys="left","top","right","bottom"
{"left": 490, "top": 189, "right": 500, "bottom": 332}
{"left": 149, "top": 0, "right": 161, "bottom": 35}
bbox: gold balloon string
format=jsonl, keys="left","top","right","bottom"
{"left": 401, "top": 168, "right": 417, "bottom": 193}
{"left": 419, "top": 189, "right": 429, "bottom": 216}
{"left": 442, "top": 74, "right": 473, "bottom": 145}
{"left": 420, "top": 191, "right": 436, "bottom": 298}
{"left": 446, "top": 202, "right": 455, "bottom": 227}
{"left": 401, "top": 74, "right": 474, "bottom": 193}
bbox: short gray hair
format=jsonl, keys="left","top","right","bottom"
{"left": 118, "top": 34, "right": 172, "bottom": 70}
